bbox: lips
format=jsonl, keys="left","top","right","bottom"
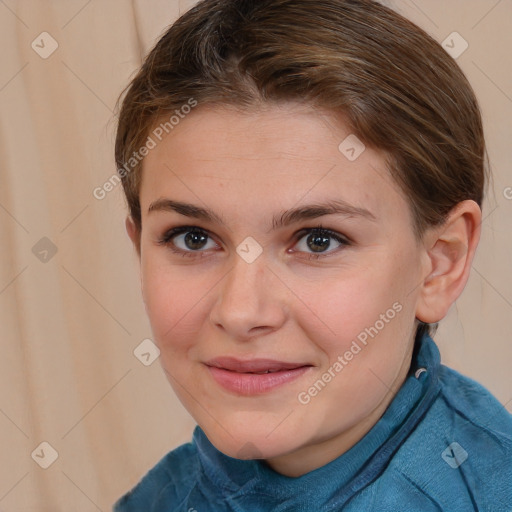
{"left": 206, "top": 357, "right": 309, "bottom": 373}
{"left": 204, "top": 357, "right": 313, "bottom": 395}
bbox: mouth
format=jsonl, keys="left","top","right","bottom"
{"left": 204, "top": 357, "right": 313, "bottom": 395}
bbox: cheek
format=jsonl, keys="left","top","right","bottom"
{"left": 298, "top": 266, "right": 399, "bottom": 355}
{"left": 141, "top": 260, "right": 210, "bottom": 349}
{"left": 298, "top": 270, "right": 413, "bottom": 409}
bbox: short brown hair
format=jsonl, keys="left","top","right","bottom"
{"left": 114, "top": 0, "right": 489, "bottom": 339}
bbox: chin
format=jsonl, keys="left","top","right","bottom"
{"left": 201, "top": 419, "right": 301, "bottom": 461}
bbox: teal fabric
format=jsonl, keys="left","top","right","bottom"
{"left": 113, "top": 332, "right": 512, "bottom": 511}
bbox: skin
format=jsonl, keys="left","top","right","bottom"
{"left": 126, "top": 102, "right": 481, "bottom": 477}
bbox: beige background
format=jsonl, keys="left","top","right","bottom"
{"left": 0, "top": 0, "right": 511, "bottom": 510}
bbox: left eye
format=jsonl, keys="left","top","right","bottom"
{"left": 157, "top": 225, "right": 349, "bottom": 259}
{"left": 293, "top": 227, "right": 349, "bottom": 257}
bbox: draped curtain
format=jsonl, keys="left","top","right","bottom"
{"left": 0, "top": 1, "right": 510, "bottom": 509}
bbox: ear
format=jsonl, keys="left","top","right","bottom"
{"left": 125, "top": 215, "right": 141, "bottom": 259}
{"left": 125, "top": 215, "right": 147, "bottom": 307}
{"left": 415, "top": 200, "right": 481, "bottom": 324}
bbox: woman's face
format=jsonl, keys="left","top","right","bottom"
{"left": 129, "top": 103, "right": 430, "bottom": 476}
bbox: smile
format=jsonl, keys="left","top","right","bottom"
{"left": 204, "top": 357, "right": 313, "bottom": 395}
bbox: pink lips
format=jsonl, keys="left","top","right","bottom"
{"left": 205, "top": 357, "right": 312, "bottom": 395}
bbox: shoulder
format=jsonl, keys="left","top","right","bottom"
{"left": 383, "top": 364, "right": 512, "bottom": 511}
{"left": 437, "top": 363, "right": 512, "bottom": 438}
{"left": 113, "top": 438, "right": 200, "bottom": 512}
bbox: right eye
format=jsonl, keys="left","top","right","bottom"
{"left": 157, "top": 226, "right": 220, "bottom": 258}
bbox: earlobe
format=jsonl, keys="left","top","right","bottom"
{"left": 415, "top": 200, "right": 481, "bottom": 324}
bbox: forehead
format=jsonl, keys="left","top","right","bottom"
{"left": 139, "top": 103, "right": 408, "bottom": 228}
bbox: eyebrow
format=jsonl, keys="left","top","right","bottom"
{"left": 147, "top": 198, "right": 377, "bottom": 231}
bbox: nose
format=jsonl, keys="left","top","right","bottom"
{"left": 209, "top": 252, "right": 287, "bottom": 341}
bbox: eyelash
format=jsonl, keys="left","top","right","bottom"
{"left": 156, "top": 224, "right": 351, "bottom": 260}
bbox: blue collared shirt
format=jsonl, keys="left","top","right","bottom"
{"left": 113, "top": 332, "right": 512, "bottom": 511}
